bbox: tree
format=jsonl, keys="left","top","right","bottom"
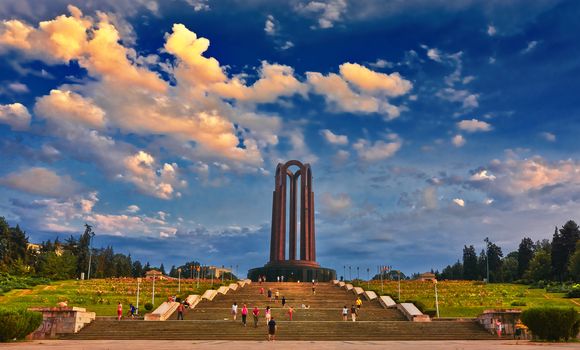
{"left": 552, "top": 221, "right": 580, "bottom": 281}
{"left": 38, "top": 251, "right": 77, "bottom": 280}
{"left": 160, "top": 263, "right": 166, "bottom": 275}
{"left": 499, "top": 251, "right": 518, "bottom": 282}
{"left": 517, "top": 237, "right": 535, "bottom": 279}
{"left": 440, "top": 260, "right": 463, "bottom": 280}
{"left": 485, "top": 237, "right": 503, "bottom": 282}
{"left": 525, "top": 245, "right": 552, "bottom": 282}
{"left": 132, "top": 260, "right": 144, "bottom": 277}
{"left": 568, "top": 241, "right": 580, "bottom": 282}
{"left": 462, "top": 245, "right": 478, "bottom": 280}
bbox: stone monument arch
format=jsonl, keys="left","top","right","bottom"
{"left": 249, "top": 160, "right": 336, "bottom": 282}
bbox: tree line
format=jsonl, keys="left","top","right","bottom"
{"left": 438, "top": 220, "right": 580, "bottom": 283}
{"left": 0, "top": 217, "right": 197, "bottom": 280}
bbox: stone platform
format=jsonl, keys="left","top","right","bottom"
{"left": 248, "top": 263, "right": 336, "bottom": 282}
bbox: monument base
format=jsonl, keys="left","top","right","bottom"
{"left": 248, "top": 262, "right": 336, "bottom": 282}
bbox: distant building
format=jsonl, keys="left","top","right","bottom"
{"left": 145, "top": 269, "right": 167, "bottom": 280}
{"left": 207, "top": 266, "right": 231, "bottom": 278}
{"left": 417, "top": 272, "right": 437, "bottom": 282}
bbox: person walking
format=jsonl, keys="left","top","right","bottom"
{"left": 277, "top": 276, "right": 280, "bottom": 283}
{"left": 231, "top": 302, "right": 238, "bottom": 321}
{"left": 267, "top": 288, "right": 272, "bottom": 301}
{"left": 265, "top": 306, "right": 272, "bottom": 324}
{"left": 252, "top": 306, "right": 260, "bottom": 328}
{"left": 356, "top": 297, "right": 362, "bottom": 309}
{"left": 129, "top": 303, "right": 136, "bottom": 319}
{"left": 287, "top": 306, "right": 294, "bottom": 321}
{"left": 342, "top": 305, "right": 348, "bottom": 321}
{"left": 281, "top": 296, "right": 286, "bottom": 308}
{"left": 241, "top": 304, "right": 248, "bottom": 326}
{"left": 267, "top": 316, "right": 277, "bottom": 341}
{"left": 312, "top": 282, "right": 316, "bottom": 295}
{"left": 117, "top": 302, "right": 122, "bottom": 321}
{"left": 275, "top": 290, "right": 280, "bottom": 303}
{"left": 350, "top": 304, "right": 357, "bottom": 322}
{"left": 260, "top": 287, "right": 264, "bottom": 295}
{"left": 177, "top": 302, "right": 184, "bottom": 320}
{"left": 496, "top": 320, "right": 503, "bottom": 338}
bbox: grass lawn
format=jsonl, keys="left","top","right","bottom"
{"left": 0, "top": 278, "right": 231, "bottom": 316}
{"left": 356, "top": 280, "right": 580, "bottom": 317}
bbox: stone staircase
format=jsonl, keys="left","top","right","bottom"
{"left": 63, "top": 282, "right": 497, "bottom": 340}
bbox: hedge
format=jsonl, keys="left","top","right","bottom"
{"left": 0, "top": 309, "right": 43, "bottom": 342}
{"left": 521, "top": 307, "right": 579, "bottom": 341}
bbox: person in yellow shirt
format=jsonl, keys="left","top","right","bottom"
{"left": 356, "top": 297, "right": 362, "bottom": 309}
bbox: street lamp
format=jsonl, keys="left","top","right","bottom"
{"left": 136, "top": 278, "right": 142, "bottom": 315}
{"left": 357, "top": 266, "right": 360, "bottom": 280}
{"left": 397, "top": 270, "right": 401, "bottom": 301}
{"left": 86, "top": 224, "right": 95, "bottom": 280}
{"left": 178, "top": 268, "right": 181, "bottom": 293}
{"left": 434, "top": 280, "right": 440, "bottom": 318}
{"left": 152, "top": 274, "right": 156, "bottom": 306}
{"left": 343, "top": 266, "right": 346, "bottom": 281}
{"left": 196, "top": 264, "right": 200, "bottom": 289}
{"left": 366, "top": 268, "right": 370, "bottom": 290}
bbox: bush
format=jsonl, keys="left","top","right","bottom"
{"left": 566, "top": 284, "right": 580, "bottom": 298}
{"left": 521, "top": 307, "right": 579, "bottom": 341}
{"left": 144, "top": 302, "right": 153, "bottom": 311}
{"left": 0, "top": 309, "right": 43, "bottom": 342}
{"left": 511, "top": 301, "right": 527, "bottom": 306}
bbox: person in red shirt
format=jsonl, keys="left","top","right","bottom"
{"left": 241, "top": 304, "right": 248, "bottom": 326}
{"left": 117, "top": 302, "right": 122, "bottom": 321}
{"left": 252, "top": 306, "right": 260, "bottom": 327}
{"left": 287, "top": 306, "right": 294, "bottom": 321}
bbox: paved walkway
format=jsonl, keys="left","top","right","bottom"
{"left": 1, "top": 340, "right": 577, "bottom": 349}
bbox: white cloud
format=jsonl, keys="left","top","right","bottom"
{"left": 453, "top": 198, "right": 465, "bottom": 207}
{"left": 8, "top": 82, "right": 28, "bottom": 93}
{"left": 369, "top": 59, "right": 393, "bottom": 69}
{"left": 487, "top": 25, "right": 497, "bottom": 36}
{"left": 264, "top": 15, "right": 276, "bottom": 35}
{"left": 280, "top": 41, "right": 294, "bottom": 50}
{"left": 452, "top": 134, "right": 466, "bottom": 147}
{"left": 320, "top": 129, "right": 348, "bottom": 145}
{"left": 321, "top": 192, "right": 352, "bottom": 215}
{"left": 339, "top": 62, "right": 412, "bottom": 96}
{"left": 353, "top": 137, "right": 402, "bottom": 162}
{"left": 185, "top": 0, "right": 210, "bottom": 11}
{"left": 437, "top": 88, "right": 479, "bottom": 109}
{"left": 522, "top": 40, "right": 538, "bottom": 54}
{"left": 126, "top": 205, "right": 140, "bottom": 213}
{"left": 540, "top": 132, "right": 556, "bottom": 142}
{"left": 34, "top": 89, "right": 106, "bottom": 129}
{"left": 470, "top": 169, "right": 496, "bottom": 181}
{"left": 0, "top": 103, "right": 30, "bottom": 130}
{"left": 297, "top": 0, "right": 347, "bottom": 29}
{"left": 123, "top": 151, "right": 182, "bottom": 200}
{"left": 426, "top": 48, "right": 442, "bottom": 62}
{"left": 457, "top": 119, "right": 492, "bottom": 133}
{"left": 0, "top": 167, "right": 80, "bottom": 197}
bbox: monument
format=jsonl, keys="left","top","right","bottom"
{"left": 248, "top": 160, "right": 336, "bottom": 282}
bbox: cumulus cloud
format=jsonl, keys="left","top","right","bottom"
{"left": 296, "top": 0, "right": 347, "bottom": 29}
{"left": 437, "top": 88, "right": 479, "bottom": 109}
{"left": 320, "top": 192, "right": 352, "bottom": 215}
{"left": 457, "top": 118, "right": 492, "bottom": 133}
{"left": 353, "top": 137, "right": 402, "bottom": 162}
{"left": 34, "top": 89, "right": 106, "bottom": 128}
{"left": 452, "top": 198, "right": 465, "bottom": 207}
{"left": 339, "top": 62, "right": 412, "bottom": 96}
{"left": 8, "top": 82, "right": 28, "bottom": 93}
{"left": 123, "top": 151, "right": 183, "bottom": 199}
{"left": 487, "top": 25, "right": 497, "bottom": 36}
{"left": 0, "top": 103, "right": 30, "bottom": 130}
{"left": 0, "top": 167, "right": 80, "bottom": 197}
{"left": 470, "top": 169, "right": 496, "bottom": 181}
{"left": 126, "top": 205, "right": 140, "bottom": 213}
{"left": 522, "top": 40, "right": 538, "bottom": 54}
{"left": 452, "top": 134, "right": 466, "bottom": 147}
{"left": 369, "top": 59, "right": 393, "bottom": 69}
{"left": 320, "top": 129, "right": 348, "bottom": 145}
{"left": 185, "top": 0, "right": 210, "bottom": 11}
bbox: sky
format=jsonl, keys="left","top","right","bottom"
{"left": 1, "top": 0, "right": 580, "bottom": 277}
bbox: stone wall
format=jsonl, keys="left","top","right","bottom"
{"left": 27, "top": 307, "right": 95, "bottom": 339}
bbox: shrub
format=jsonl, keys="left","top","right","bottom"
{"left": 566, "top": 284, "right": 580, "bottom": 298}
{"left": 521, "top": 307, "right": 579, "bottom": 341}
{"left": 0, "top": 309, "right": 43, "bottom": 342}
{"left": 144, "top": 302, "right": 153, "bottom": 311}
{"left": 511, "top": 301, "right": 527, "bottom": 306}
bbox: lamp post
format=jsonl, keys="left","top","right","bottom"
{"left": 397, "top": 270, "right": 401, "bottom": 301}
{"left": 136, "top": 278, "right": 141, "bottom": 315}
{"left": 380, "top": 266, "right": 384, "bottom": 294}
{"left": 357, "top": 266, "right": 360, "bottom": 280}
{"left": 343, "top": 266, "right": 346, "bottom": 281}
{"left": 366, "top": 268, "right": 370, "bottom": 290}
{"left": 86, "top": 225, "right": 95, "bottom": 280}
{"left": 434, "top": 280, "right": 440, "bottom": 318}
{"left": 236, "top": 264, "right": 239, "bottom": 280}
{"left": 178, "top": 268, "right": 181, "bottom": 293}
{"left": 196, "top": 264, "right": 200, "bottom": 289}
{"left": 152, "top": 274, "right": 156, "bottom": 306}
{"left": 348, "top": 265, "right": 352, "bottom": 281}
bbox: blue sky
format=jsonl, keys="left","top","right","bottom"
{"left": 1, "top": 0, "right": 580, "bottom": 277}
